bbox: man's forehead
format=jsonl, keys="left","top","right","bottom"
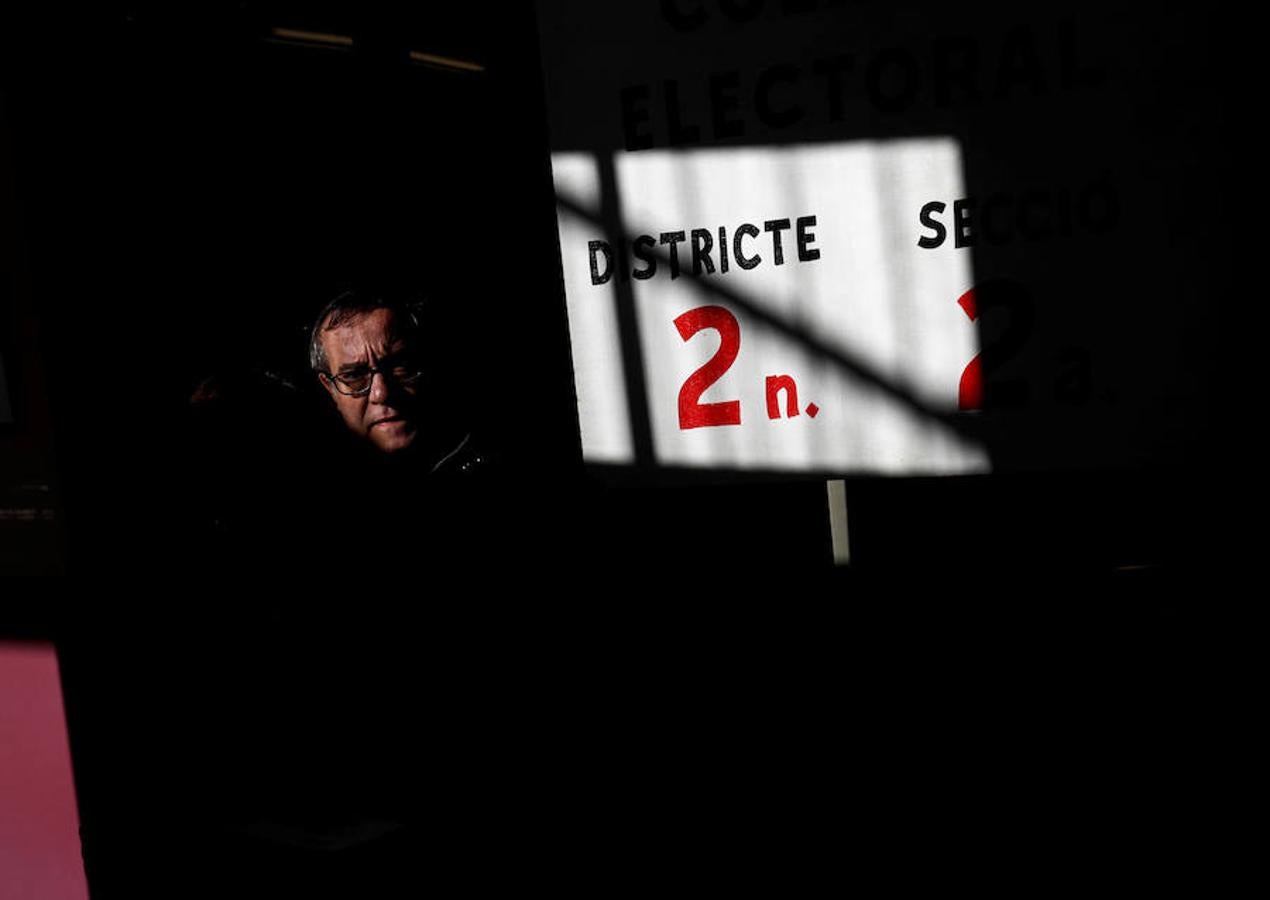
{"left": 322, "top": 308, "right": 412, "bottom": 359}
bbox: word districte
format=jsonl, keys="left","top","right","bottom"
{"left": 589, "top": 215, "right": 820, "bottom": 285}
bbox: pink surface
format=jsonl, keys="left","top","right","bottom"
{"left": 0, "top": 641, "right": 89, "bottom": 900}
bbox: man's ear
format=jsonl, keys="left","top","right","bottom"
{"left": 318, "top": 373, "right": 337, "bottom": 401}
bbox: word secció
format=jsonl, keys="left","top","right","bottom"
{"left": 588, "top": 215, "right": 820, "bottom": 285}
{"left": 917, "top": 179, "right": 1119, "bottom": 249}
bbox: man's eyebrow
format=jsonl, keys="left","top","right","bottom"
{"left": 336, "top": 343, "right": 408, "bottom": 373}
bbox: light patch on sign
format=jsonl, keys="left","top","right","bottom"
{"left": 550, "top": 153, "right": 635, "bottom": 464}
{"left": 552, "top": 139, "right": 988, "bottom": 475}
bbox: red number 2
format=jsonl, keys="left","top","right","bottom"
{"left": 674, "top": 305, "right": 742, "bottom": 429}
{"left": 957, "top": 287, "right": 983, "bottom": 411}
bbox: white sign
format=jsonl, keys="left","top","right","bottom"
{"left": 552, "top": 141, "right": 989, "bottom": 474}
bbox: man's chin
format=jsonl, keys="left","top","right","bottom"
{"left": 367, "top": 419, "right": 418, "bottom": 453}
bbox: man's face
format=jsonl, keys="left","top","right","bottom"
{"left": 318, "top": 308, "right": 422, "bottom": 454}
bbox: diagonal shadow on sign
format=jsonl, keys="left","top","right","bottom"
{"left": 557, "top": 153, "right": 985, "bottom": 471}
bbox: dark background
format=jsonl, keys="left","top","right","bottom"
{"left": 2, "top": 3, "right": 1236, "bottom": 582}
{"left": 1, "top": 2, "right": 583, "bottom": 577}
{"left": 1, "top": 2, "right": 1239, "bottom": 896}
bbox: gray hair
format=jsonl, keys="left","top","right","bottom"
{"left": 308, "top": 290, "right": 424, "bottom": 374}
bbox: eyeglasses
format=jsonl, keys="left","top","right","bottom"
{"left": 323, "top": 359, "right": 424, "bottom": 397}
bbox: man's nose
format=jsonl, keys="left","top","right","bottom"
{"left": 368, "top": 370, "right": 390, "bottom": 402}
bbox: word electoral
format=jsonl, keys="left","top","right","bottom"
{"left": 589, "top": 215, "right": 820, "bottom": 285}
